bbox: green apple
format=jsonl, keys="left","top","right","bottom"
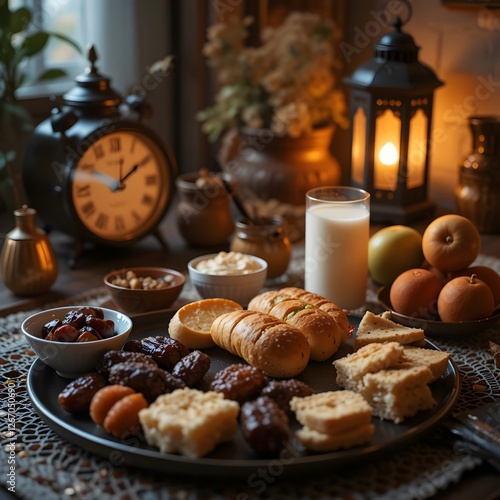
{"left": 368, "top": 225, "right": 425, "bottom": 285}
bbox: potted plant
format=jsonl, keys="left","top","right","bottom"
{"left": 196, "top": 12, "right": 349, "bottom": 206}
{"left": 0, "top": 0, "right": 80, "bottom": 208}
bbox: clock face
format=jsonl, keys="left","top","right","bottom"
{"left": 71, "top": 130, "right": 171, "bottom": 242}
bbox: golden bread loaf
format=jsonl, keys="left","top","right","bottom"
{"left": 248, "top": 290, "right": 341, "bottom": 361}
{"left": 210, "top": 310, "right": 310, "bottom": 378}
{"left": 279, "top": 287, "right": 351, "bottom": 342}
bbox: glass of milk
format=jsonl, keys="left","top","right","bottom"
{"left": 305, "top": 187, "right": 370, "bottom": 311}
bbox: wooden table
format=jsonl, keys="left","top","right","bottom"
{"left": 1, "top": 201, "right": 499, "bottom": 499}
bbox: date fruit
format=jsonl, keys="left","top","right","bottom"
{"left": 124, "top": 336, "right": 189, "bottom": 370}
{"left": 261, "top": 379, "right": 315, "bottom": 417}
{"left": 58, "top": 372, "right": 107, "bottom": 413}
{"left": 41, "top": 307, "right": 116, "bottom": 343}
{"left": 210, "top": 364, "right": 267, "bottom": 404}
{"left": 96, "top": 350, "right": 157, "bottom": 379}
{"left": 108, "top": 362, "right": 172, "bottom": 402}
{"left": 171, "top": 350, "right": 210, "bottom": 387}
{"left": 241, "top": 396, "right": 290, "bottom": 454}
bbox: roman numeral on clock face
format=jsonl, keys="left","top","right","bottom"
{"left": 81, "top": 201, "right": 96, "bottom": 217}
{"left": 76, "top": 184, "right": 91, "bottom": 197}
{"left": 109, "top": 137, "right": 121, "bottom": 152}
{"left": 142, "top": 193, "right": 154, "bottom": 206}
{"left": 145, "top": 174, "right": 157, "bottom": 186}
{"left": 94, "top": 145, "right": 104, "bottom": 160}
{"left": 95, "top": 213, "right": 109, "bottom": 230}
{"left": 115, "top": 216, "right": 126, "bottom": 232}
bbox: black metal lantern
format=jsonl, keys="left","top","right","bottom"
{"left": 345, "top": 11, "right": 444, "bottom": 224}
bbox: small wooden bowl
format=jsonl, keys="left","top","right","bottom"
{"left": 104, "top": 267, "right": 185, "bottom": 314}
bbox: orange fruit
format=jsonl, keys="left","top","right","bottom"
{"left": 437, "top": 274, "right": 495, "bottom": 322}
{"left": 422, "top": 215, "right": 480, "bottom": 273}
{"left": 390, "top": 268, "right": 443, "bottom": 319}
{"left": 452, "top": 265, "right": 500, "bottom": 307}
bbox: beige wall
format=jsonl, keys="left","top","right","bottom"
{"left": 342, "top": 0, "right": 500, "bottom": 211}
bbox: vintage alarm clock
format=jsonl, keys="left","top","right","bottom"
{"left": 23, "top": 46, "right": 177, "bottom": 253}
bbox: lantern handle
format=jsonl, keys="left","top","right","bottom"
{"left": 388, "top": 0, "right": 413, "bottom": 28}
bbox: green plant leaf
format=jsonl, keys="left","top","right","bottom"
{"left": 0, "top": 0, "right": 11, "bottom": 30}
{"left": 37, "top": 68, "right": 67, "bottom": 81}
{"left": 20, "top": 32, "right": 50, "bottom": 57}
{"left": 47, "top": 32, "right": 82, "bottom": 54}
{"left": 9, "top": 7, "right": 31, "bottom": 35}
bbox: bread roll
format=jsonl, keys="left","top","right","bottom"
{"left": 168, "top": 298, "right": 243, "bottom": 349}
{"left": 210, "top": 310, "right": 310, "bottom": 378}
{"left": 248, "top": 291, "right": 341, "bottom": 361}
{"left": 278, "top": 287, "right": 350, "bottom": 342}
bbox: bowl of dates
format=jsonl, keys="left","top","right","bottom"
{"left": 104, "top": 267, "right": 185, "bottom": 314}
{"left": 22, "top": 306, "right": 132, "bottom": 379}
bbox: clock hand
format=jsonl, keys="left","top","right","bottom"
{"left": 113, "top": 155, "right": 150, "bottom": 191}
{"left": 119, "top": 158, "right": 124, "bottom": 183}
{"left": 90, "top": 170, "right": 121, "bottom": 191}
{"left": 119, "top": 164, "right": 139, "bottom": 184}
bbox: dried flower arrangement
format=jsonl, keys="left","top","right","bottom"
{"left": 197, "top": 12, "right": 349, "bottom": 142}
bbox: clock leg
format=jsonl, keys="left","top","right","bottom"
{"left": 152, "top": 229, "right": 169, "bottom": 252}
{"left": 68, "top": 240, "right": 85, "bottom": 269}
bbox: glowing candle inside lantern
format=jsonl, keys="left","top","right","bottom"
{"left": 373, "top": 110, "right": 400, "bottom": 191}
{"left": 378, "top": 142, "right": 399, "bottom": 166}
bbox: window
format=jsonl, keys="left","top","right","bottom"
{"left": 15, "top": 0, "right": 86, "bottom": 97}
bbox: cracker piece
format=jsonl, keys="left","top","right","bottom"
{"left": 399, "top": 346, "right": 450, "bottom": 382}
{"left": 361, "top": 364, "right": 435, "bottom": 424}
{"left": 296, "top": 423, "right": 375, "bottom": 452}
{"left": 290, "top": 390, "right": 372, "bottom": 434}
{"left": 333, "top": 341, "right": 404, "bottom": 391}
{"left": 354, "top": 311, "right": 425, "bottom": 350}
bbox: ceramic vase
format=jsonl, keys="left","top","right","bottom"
{"left": 175, "top": 173, "right": 234, "bottom": 247}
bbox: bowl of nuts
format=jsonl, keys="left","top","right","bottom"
{"left": 21, "top": 306, "right": 132, "bottom": 378}
{"left": 103, "top": 267, "right": 185, "bottom": 314}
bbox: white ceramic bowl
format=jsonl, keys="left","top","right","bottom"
{"left": 188, "top": 253, "right": 268, "bottom": 306}
{"left": 22, "top": 306, "right": 132, "bottom": 379}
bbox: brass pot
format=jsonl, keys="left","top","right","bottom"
{"left": 224, "top": 126, "right": 341, "bottom": 206}
{"left": 0, "top": 206, "right": 58, "bottom": 295}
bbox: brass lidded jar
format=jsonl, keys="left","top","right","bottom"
{"left": 456, "top": 115, "right": 500, "bottom": 234}
{"left": 0, "top": 205, "right": 58, "bottom": 295}
{"left": 230, "top": 216, "right": 292, "bottom": 279}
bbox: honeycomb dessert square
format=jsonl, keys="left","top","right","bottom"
{"left": 139, "top": 388, "right": 239, "bottom": 458}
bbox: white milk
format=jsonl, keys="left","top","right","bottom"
{"left": 305, "top": 203, "right": 369, "bottom": 310}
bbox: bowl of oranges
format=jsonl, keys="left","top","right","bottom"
{"left": 374, "top": 214, "right": 500, "bottom": 337}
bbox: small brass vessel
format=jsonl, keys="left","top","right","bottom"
{"left": 0, "top": 205, "right": 58, "bottom": 295}
{"left": 230, "top": 216, "right": 292, "bottom": 279}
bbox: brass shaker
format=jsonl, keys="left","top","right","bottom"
{"left": 0, "top": 205, "right": 58, "bottom": 295}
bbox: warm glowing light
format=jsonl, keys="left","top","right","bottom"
{"left": 378, "top": 142, "right": 399, "bottom": 166}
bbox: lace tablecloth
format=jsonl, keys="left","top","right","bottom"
{"left": 1, "top": 249, "right": 499, "bottom": 499}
